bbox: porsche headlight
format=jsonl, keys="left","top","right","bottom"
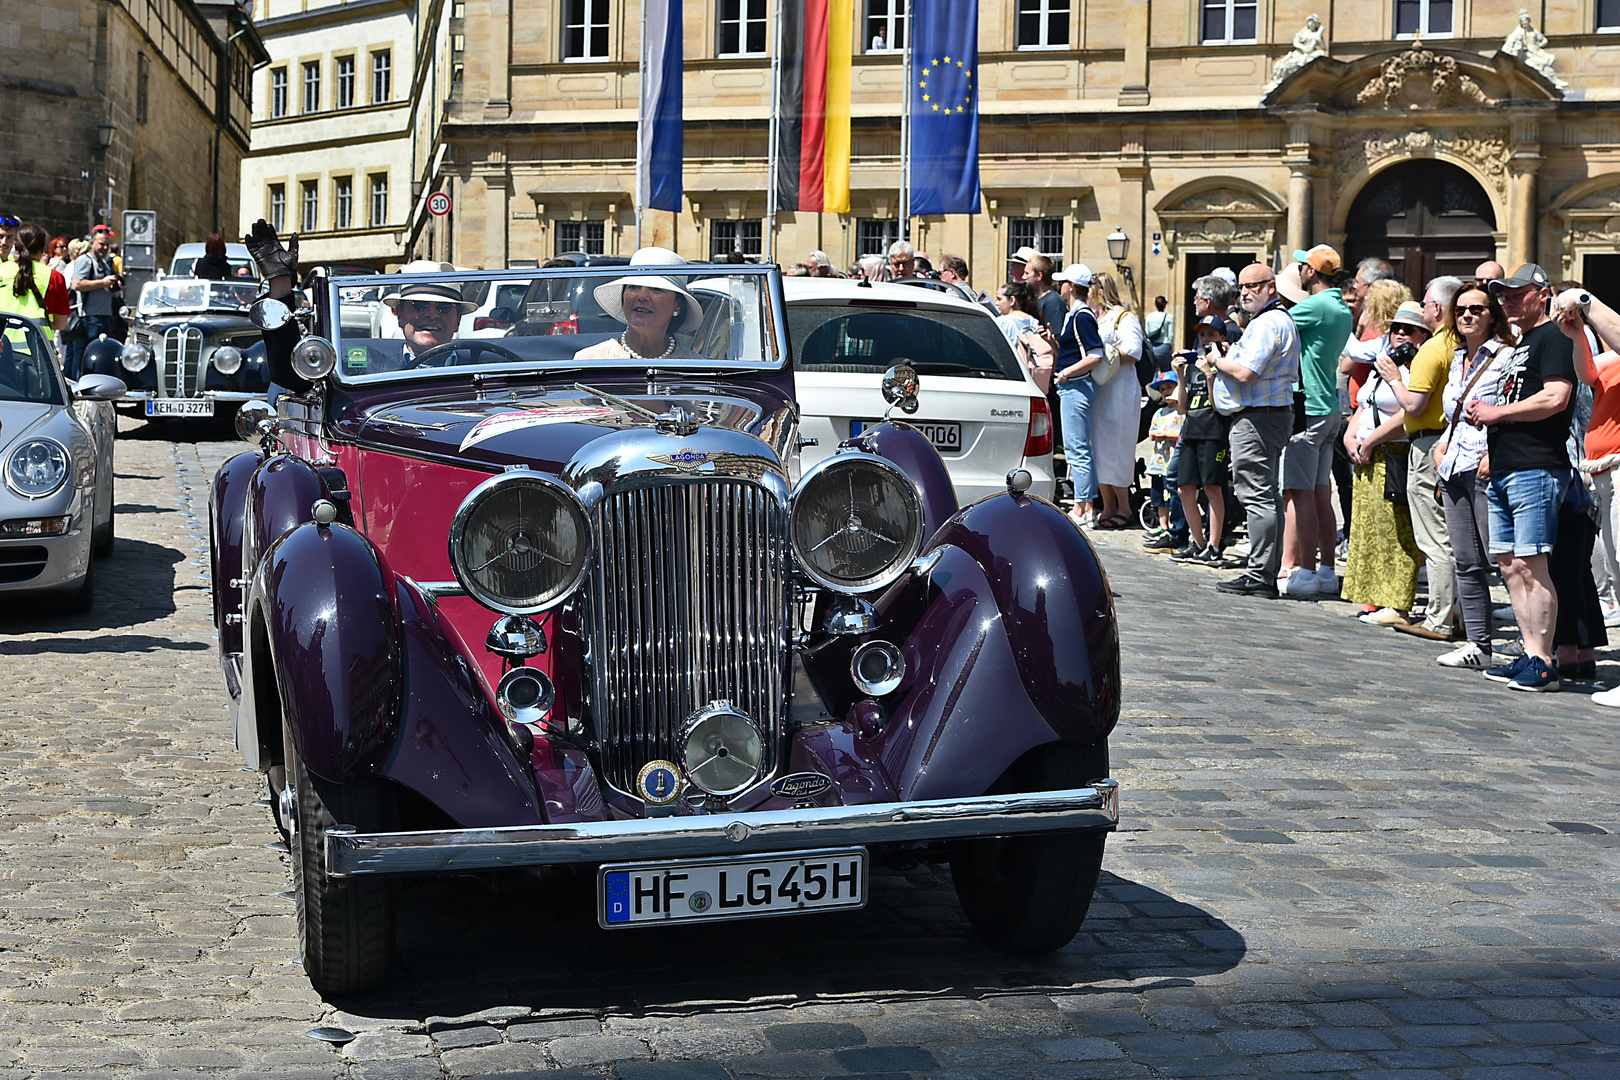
{"left": 5, "top": 439, "right": 70, "bottom": 499}
{"left": 449, "top": 472, "right": 591, "bottom": 614}
{"left": 790, "top": 452, "right": 925, "bottom": 593}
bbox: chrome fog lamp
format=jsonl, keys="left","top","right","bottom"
{"left": 486, "top": 614, "right": 547, "bottom": 659}
{"left": 290, "top": 336, "right": 338, "bottom": 381}
{"left": 212, "top": 344, "right": 244, "bottom": 376}
{"left": 850, "top": 640, "right": 906, "bottom": 697}
{"left": 495, "top": 666, "right": 555, "bottom": 724}
{"left": 5, "top": 439, "right": 70, "bottom": 499}
{"left": 235, "top": 400, "right": 274, "bottom": 443}
{"left": 790, "top": 451, "right": 925, "bottom": 593}
{"left": 679, "top": 701, "right": 765, "bottom": 797}
{"left": 119, "top": 342, "right": 150, "bottom": 373}
{"left": 450, "top": 471, "right": 592, "bottom": 615}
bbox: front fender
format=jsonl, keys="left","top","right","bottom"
{"left": 210, "top": 450, "right": 263, "bottom": 656}
{"left": 259, "top": 521, "right": 400, "bottom": 783}
{"left": 241, "top": 455, "right": 326, "bottom": 586}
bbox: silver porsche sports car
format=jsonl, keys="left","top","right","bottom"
{"left": 0, "top": 314, "right": 124, "bottom": 613}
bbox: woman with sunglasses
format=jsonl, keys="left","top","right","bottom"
{"left": 1430, "top": 287, "right": 1513, "bottom": 668}
{"left": 1341, "top": 301, "right": 1428, "bottom": 627}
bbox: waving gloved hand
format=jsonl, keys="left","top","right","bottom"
{"left": 242, "top": 219, "right": 299, "bottom": 282}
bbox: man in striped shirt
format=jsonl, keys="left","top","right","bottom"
{"left": 1210, "top": 263, "right": 1301, "bottom": 598}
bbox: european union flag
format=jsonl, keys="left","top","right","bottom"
{"left": 908, "top": 0, "right": 980, "bottom": 215}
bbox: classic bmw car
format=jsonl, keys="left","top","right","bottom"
{"left": 93, "top": 278, "right": 268, "bottom": 421}
{"left": 0, "top": 314, "right": 124, "bottom": 612}
{"left": 210, "top": 248, "right": 1120, "bottom": 996}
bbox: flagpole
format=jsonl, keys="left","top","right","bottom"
{"left": 766, "top": 0, "right": 784, "bottom": 263}
{"left": 899, "top": 0, "right": 912, "bottom": 244}
{"left": 635, "top": 0, "right": 649, "bottom": 248}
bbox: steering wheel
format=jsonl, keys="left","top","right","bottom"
{"left": 401, "top": 338, "right": 526, "bottom": 370}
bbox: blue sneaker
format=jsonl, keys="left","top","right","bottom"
{"left": 1483, "top": 653, "right": 1531, "bottom": 684}
{"left": 1507, "top": 655, "right": 1561, "bottom": 692}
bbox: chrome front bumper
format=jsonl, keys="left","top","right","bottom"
{"left": 326, "top": 781, "right": 1119, "bottom": 878}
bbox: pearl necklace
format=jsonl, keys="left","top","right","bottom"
{"left": 620, "top": 332, "right": 676, "bottom": 360}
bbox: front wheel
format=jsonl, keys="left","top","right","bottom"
{"left": 285, "top": 733, "right": 393, "bottom": 996}
{"left": 950, "top": 742, "right": 1109, "bottom": 954}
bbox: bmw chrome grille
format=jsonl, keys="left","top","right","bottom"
{"left": 162, "top": 326, "right": 203, "bottom": 398}
{"left": 585, "top": 478, "right": 791, "bottom": 795}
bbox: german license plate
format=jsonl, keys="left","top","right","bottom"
{"left": 145, "top": 399, "right": 213, "bottom": 418}
{"left": 598, "top": 848, "right": 867, "bottom": 928}
{"left": 852, "top": 420, "right": 961, "bottom": 453}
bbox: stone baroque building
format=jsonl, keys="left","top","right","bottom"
{"left": 1, "top": 0, "right": 266, "bottom": 259}
{"left": 240, "top": 0, "right": 454, "bottom": 269}
{"left": 251, "top": 1, "right": 1620, "bottom": 314}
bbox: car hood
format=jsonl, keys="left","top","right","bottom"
{"left": 0, "top": 402, "right": 57, "bottom": 451}
{"left": 333, "top": 378, "right": 798, "bottom": 473}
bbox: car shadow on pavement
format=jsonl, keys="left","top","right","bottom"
{"left": 0, "top": 537, "right": 184, "bottom": 634}
{"left": 117, "top": 416, "right": 237, "bottom": 443}
{"left": 336, "top": 865, "right": 1245, "bottom": 1018}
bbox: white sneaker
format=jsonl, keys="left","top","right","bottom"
{"left": 1277, "top": 567, "right": 1319, "bottom": 598}
{"left": 1230, "top": 541, "right": 1252, "bottom": 558}
{"left": 1359, "top": 607, "right": 1411, "bottom": 626}
{"left": 1593, "top": 685, "right": 1620, "bottom": 708}
{"left": 1315, "top": 568, "right": 1340, "bottom": 596}
{"left": 1437, "top": 642, "right": 1492, "bottom": 669}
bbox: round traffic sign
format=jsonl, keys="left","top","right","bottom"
{"left": 428, "top": 192, "right": 452, "bottom": 216}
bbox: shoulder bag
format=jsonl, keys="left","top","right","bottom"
{"left": 1432, "top": 346, "right": 1498, "bottom": 503}
{"left": 1017, "top": 328, "right": 1055, "bottom": 394}
{"left": 1368, "top": 374, "right": 1410, "bottom": 503}
{"left": 1091, "top": 305, "right": 1124, "bottom": 386}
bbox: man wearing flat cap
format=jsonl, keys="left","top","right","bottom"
{"left": 383, "top": 261, "right": 476, "bottom": 359}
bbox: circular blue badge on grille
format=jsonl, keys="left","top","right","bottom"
{"left": 637, "top": 760, "right": 683, "bottom": 806}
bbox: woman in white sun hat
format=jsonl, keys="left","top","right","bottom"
{"left": 574, "top": 246, "right": 707, "bottom": 361}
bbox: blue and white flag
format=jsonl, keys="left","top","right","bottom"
{"left": 907, "top": 0, "right": 980, "bottom": 215}
{"left": 638, "top": 0, "right": 683, "bottom": 213}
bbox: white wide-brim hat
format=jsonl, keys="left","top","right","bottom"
{"left": 594, "top": 247, "right": 704, "bottom": 333}
{"left": 382, "top": 260, "right": 477, "bottom": 311}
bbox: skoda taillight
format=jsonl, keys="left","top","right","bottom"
{"left": 1024, "top": 396, "right": 1053, "bottom": 457}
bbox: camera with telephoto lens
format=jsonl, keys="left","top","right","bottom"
{"left": 1389, "top": 341, "right": 1418, "bottom": 366}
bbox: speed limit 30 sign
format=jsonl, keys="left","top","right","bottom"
{"left": 428, "top": 192, "right": 452, "bottom": 216}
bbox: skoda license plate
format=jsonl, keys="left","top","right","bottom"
{"left": 851, "top": 419, "right": 961, "bottom": 453}
{"left": 598, "top": 848, "right": 866, "bottom": 928}
{"left": 145, "top": 399, "right": 213, "bottom": 418}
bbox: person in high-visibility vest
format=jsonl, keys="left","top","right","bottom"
{"left": 0, "top": 223, "right": 71, "bottom": 342}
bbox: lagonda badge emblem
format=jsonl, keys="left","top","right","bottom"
{"left": 637, "top": 760, "right": 683, "bottom": 806}
{"left": 649, "top": 447, "right": 715, "bottom": 472}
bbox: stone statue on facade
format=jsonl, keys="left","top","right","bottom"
{"left": 1502, "top": 10, "right": 1567, "bottom": 89}
{"left": 1263, "top": 14, "right": 1327, "bottom": 93}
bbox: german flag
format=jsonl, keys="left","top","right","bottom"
{"left": 774, "top": 0, "right": 851, "bottom": 214}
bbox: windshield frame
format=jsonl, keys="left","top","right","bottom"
{"left": 0, "top": 315, "right": 67, "bottom": 406}
{"left": 137, "top": 279, "right": 260, "bottom": 316}
{"left": 324, "top": 262, "right": 789, "bottom": 387}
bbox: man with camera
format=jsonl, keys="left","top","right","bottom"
{"left": 69, "top": 224, "right": 123, "bottom": 360}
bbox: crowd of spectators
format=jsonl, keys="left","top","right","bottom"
{"left": 0, "top": 214, "right": 128, "bottom": 379}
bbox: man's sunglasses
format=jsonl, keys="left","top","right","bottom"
{"left": 400, "top": 300, "right": 458, "bottom": 314}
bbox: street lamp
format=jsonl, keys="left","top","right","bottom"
{"left": 96, "top": 124, "right": 115, "bottom": 150}
{"left": 1106, "top": 226, "right": 1134, "bottom": 286}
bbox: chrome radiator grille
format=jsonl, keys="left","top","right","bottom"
{"left": 586, "top": 478, "right": 791, "bottom": 794}
{"left": 162, "top": 326, "right": 202, "bottom": 398}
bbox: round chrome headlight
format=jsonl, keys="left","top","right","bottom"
{"left": 119, "top": 343, "right": 150, "bottom": 373}
{"left": 212, "top": 344, "right": 244, "bottom": 375}
{"left": 449, "top": 472, "right": 591, "bottom": 615}
{"left": 5, "top": 439, "right": 70, "bottom": 499}
{"left": 790, "top": 452, "right": 925, "bottom": 593}
{"left": 290, "top": 336, "right": 337, "bottom": 381}
{"left": 679, "top": 701, "right": 765, "bottom": 797}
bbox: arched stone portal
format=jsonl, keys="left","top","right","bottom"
{"left": 1344, "top": 160, "right": 1498, "bottom": 285}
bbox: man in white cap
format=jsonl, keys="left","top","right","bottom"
{"left": 382, "top": 260, "right": 477, "bottom": 359}
{"left": 575, "top": 246, "right": 706, "bottom": 361}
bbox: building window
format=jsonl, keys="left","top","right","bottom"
{"left": 369, "top": 174, "right": 388, "bottom": 227}
{"left": 302, "top": 60, "right": 320, "bottom": 113}
{"left": 336, "top": 55, "right": 355, "bottom": 108}
{"left": 562, "top": 0, "right": 610, "bottom": 60}
{"left": 1602, "top": 0, "right": 1620, "bottom": 29}
{"left": 269, "top": 185, "right": 286, "bottom": 233}
{"left": 1395, "top": 0, "right": 1452, "bottom": 36}
{"left": 857, "top": 218, "right": 899, "bottom": 256}
{"left": 270, "top": 67, "right": 287, "bottom": 118}
{"left": 556, "top": 220, "right": 605, "bottom": 256}
{"left": 372, "top": 50, "right": 391, "bottom": 102}
{"left": 711, "top": 220, "right": 763, "bottom": 260}
{"left": 136, "top": 53, "right": 150, "bottom": 123}
{"left": 1201, "top": 0, "right": 1257, "bottom": 43}
{"left": 301, "top": 181, "right": 319, "bottom": 232}
{"left": 334, "top": 177, "right": 353, "bottom": 230}
{"left": 718, "top": 0, "right": 767, "bottom": 56}
{"left": 1007, "top": 218, "right": 1065, "bottom": 264}
{"left": 865, "top": 0, "right": 907, "bottom": 52}
{"left": 1016, "top": 0, "right": 1069, "bottom": 48}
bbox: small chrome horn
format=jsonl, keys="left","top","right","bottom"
{"left": 496, "top": 667, "right": 555, "bottom": 724}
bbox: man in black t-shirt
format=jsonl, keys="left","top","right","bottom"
{"left": 1463, "top": 263, "right": 1576, "bottom": 692}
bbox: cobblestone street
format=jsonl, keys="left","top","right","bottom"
{"left": 0, "top": 421, "right": 1616, "bottom": 1080}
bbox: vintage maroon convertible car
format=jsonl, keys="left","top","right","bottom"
{"left": 211, "top": 252, "right": 1120, "bottom": 995}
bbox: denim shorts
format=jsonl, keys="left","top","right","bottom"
{"left": 1486, "top": 468, "right": 1571, "bottom": 557}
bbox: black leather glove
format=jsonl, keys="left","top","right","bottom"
{"left": 242, "top": 219, "right": 299, "bottom": 281}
